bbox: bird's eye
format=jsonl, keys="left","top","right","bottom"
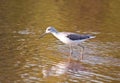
{"left": 48, "top": 29, "right": 51, "bottom": 31}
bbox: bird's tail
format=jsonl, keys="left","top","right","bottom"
{"left": 89, "top": 36, "right": 96, "bottom": 39}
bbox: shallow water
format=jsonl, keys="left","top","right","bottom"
{"left": 0, "top": 0, "right": 120, "bottom": 83}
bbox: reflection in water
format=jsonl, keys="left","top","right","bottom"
{"left": 42, "top": 60, "right": 87, "bottom": 77}
{"left": 42, "top": 58, "right": 120, "bottom": 83}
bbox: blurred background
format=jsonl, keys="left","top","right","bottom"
{"left": 0, "top": 0, "right": 120, "bottom": 83}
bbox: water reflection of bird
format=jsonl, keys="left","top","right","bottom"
{"left": 40, "top": 26, "right": 95, "bottom": 61}
{"left": 42, "top": 60, "right": 87, "bottom": 77}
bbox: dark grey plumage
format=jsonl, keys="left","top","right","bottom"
{"left": 66, "top": 34, "right": 91, "bottom": 40}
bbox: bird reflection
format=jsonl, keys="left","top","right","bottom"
{"left": 42, "top": 59, "right": 88, "bottom": 77}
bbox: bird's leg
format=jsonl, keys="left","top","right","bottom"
{"left": 68, "top": 44, "right": 73, "bottom": 61}
{"left": 78, "top": 44, "right": 84, "bottom": 60}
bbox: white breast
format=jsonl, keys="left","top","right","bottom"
{"left": 53, "top": 32, "right": 71, "bottom": 44}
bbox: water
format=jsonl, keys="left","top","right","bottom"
{"left": 0, "top": 0, "right": 120, "bottom": 83}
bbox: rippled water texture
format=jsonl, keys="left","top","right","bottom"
{"left": 0, "top": 0, "right": 120, "bottom": 83}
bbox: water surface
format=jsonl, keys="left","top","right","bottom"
{"left": 0, "top": 0, "right": 120, "bottom": 83}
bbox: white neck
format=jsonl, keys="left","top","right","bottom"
{"left": 51, "top": 31, "right": 59, "bottom": 38}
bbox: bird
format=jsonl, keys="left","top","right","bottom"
{"left": 39, "top": 26, "right": 95, "bottom": 61}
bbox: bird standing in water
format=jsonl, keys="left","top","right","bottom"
{"left": 40, "top": 26, "right": 95, "bottom": 61}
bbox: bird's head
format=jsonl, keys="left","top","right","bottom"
{"left": 45, "top": 26, "right": 57, "bottom": 33}
{"left": 39, "top": 26, "right": 57, "bottom": 38}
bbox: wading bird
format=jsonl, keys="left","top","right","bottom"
{"left": 40, "top": 26, "right": 95, "bottom": 61}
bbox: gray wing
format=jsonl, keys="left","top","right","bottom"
{"left": 66, "top": 33, "right": 90, "bottom": 40}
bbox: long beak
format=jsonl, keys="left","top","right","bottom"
{"left": 39, "top": 33, "right": 46, "bottom": 39}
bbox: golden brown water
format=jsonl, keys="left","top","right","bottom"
{"left": 0, "top": 0, "right": 120, "bottom": 83}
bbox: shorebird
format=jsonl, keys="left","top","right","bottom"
{"left": 40, "top": 26, "right": 95, "bottom": 61}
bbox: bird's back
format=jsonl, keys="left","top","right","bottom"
{"left": 52, "top": 32, "right": 95, "bottom": 45}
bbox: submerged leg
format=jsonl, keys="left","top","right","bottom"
{"left": 78, "top": 44, "right": 84, "bottom": 60}
{"left": 69, "top": 44, "right": 73, "bottom": 60}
